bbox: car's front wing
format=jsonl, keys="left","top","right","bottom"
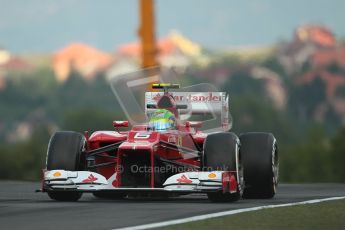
{"left": 41, "top": 170, "right": 238, "bottom": 194}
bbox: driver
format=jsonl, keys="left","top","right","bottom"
{"left": 149, "top": 109, "right": 176, "bottom": 131}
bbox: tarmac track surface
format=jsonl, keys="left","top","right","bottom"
{"left": 0, "top": 182, "right": 344, "bottom": 230}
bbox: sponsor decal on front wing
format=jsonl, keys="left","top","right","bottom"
{"left": 176, "top": 174, "right": 193, "bottom": 184}
{"left": 82, "top": 174, "right": 98, "bottom": 183}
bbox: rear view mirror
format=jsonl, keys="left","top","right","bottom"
{"left": 185, "top": 121, "right": 202, "bottom": 129}
{"left": 113, "top": 121, "right": 129, "bottom": 128}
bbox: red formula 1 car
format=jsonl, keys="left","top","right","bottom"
{"left": 41, "top": 83, "right": 279, "bottom": 202}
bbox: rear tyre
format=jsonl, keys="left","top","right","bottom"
{"left": 240, "top": 132, "right": 278, "bottom": 199}
{"left": 46, "top": 131, "right": 85, "bottom": 201}
{"left": 202, "top": 132, "right": 243, "bottom": 202}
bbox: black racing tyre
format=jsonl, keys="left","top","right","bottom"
{"left": 240, "top": 132, "right": 278, "bottom": 199}
{"left": 48, "top": 191, "right": 83, "bottom": 201}
{"left": 46, "top": 131, "right": 85, "bottom": 171}
{"left": 202, "top": 132, "right": 243, "bottom": 202}
{"left": 46, "top": 131, "right": 85, "bottom": 201}
{"left": 92, "top": 192, "right": 127, "bottom": 200}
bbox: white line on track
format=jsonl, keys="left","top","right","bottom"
{"left": 113, "top": 196, "right": 345, "bottom": 230}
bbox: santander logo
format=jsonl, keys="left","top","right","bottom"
{"left": 82, "top": 174, "right": 98, "bottom": 183}
{"left": 176, "top": 174, "right": 193, "bottom": 184}
{"left": 152, "top": 92, "right": 222, "bottom": 103}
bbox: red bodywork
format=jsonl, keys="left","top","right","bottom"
{"left": 86, "top": 126, "right": 206, "bottom": 189}
{"left": 84, "top": 92, "right": 208, "bottom": 189}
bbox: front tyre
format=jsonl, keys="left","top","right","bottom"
{"left": 202, "top": 132, "right": 243, "bottom": 202}
{"left": 48, "top": 191, "right": 82, "bottom": 201}
{"left": 46, "top": 131, "right": 85, "bottom": 201}
{"left": 240, "top": 132, "right": 279, "bottom": 199}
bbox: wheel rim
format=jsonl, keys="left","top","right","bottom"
{"left": 236, "top": 142, "right": 244, "bottom": 196}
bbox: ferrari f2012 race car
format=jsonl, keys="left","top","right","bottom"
{"left": 40, "top": 83, "right": 279, "bottom": 202}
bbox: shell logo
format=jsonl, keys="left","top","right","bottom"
{"left": 208, "top": 173, "right": 217, "bottom": 179}
{"left": 53, "top": 172, "right": 61, "bottom": 177}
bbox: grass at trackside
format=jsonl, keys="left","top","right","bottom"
{"left": 159, "top": 199, "right": 345, "bottom": 230}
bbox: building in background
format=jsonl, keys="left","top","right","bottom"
{"left": 53, "top": 43, "right": 113, "bottom": 82}
{"left": 0, "top": 48, "right": 31, "bottom": 90}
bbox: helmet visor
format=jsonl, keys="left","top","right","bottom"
{"left": 149, "top": 119, "right": 172, "bottom": 131}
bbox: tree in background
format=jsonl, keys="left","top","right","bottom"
{"left": 0, "top": 126, "right": 49, "bottom": 180}
{"left": 330, "top": 127, "right": 345, "bottom": 182}
{"left": 280, "top": 127, "right": 332, "bottom": 182}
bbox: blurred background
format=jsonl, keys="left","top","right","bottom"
{"left": 0, "top": 0, "right": 345, "bottom": 182}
